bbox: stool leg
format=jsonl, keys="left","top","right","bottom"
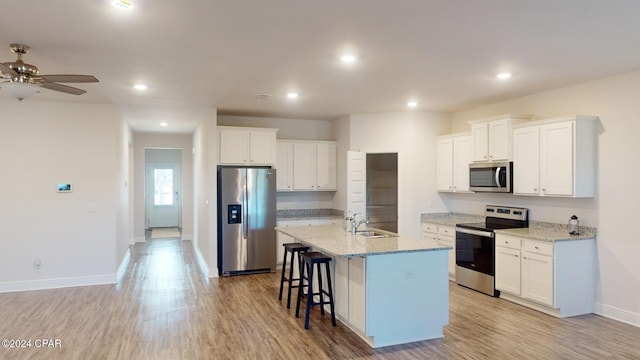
{"left": 278, "top": 249, "right": 289, "bottom": 301}
{"left": 325, "top": 262, "right": 337, "bottom": 326}
{"left": 317, "top": 262, "right": 325, "bottom": 316}
{"left": 294, "top": 257, "right": 305, "bottom": 318}
{"left": 304, "top": 262, "right": 314, "bottom": 329}
{"left": 285, "top": 250, "right": 297, "bottom": 308}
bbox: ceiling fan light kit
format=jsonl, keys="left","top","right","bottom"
{"left": 0, "top": 43, "right": 99, "bottom": 101}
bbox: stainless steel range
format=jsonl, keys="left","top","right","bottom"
{"left": 455, "top": 205, "right": 528, "bottom": 296}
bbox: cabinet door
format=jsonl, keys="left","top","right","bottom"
{"left": 495, "top": 246, "right": 521, "bottom": 295}
{"left": 276, "top": 143, "right": 293, "bottom": 191}
{"left": 471, "top": 123, "right": 489, "bottom": 162}
{"left": 488, "top": 119, "right": 510, "bottom": 161}
{"left": 436, "top": 138, "right": 453, "bottom": 191}
{"left": 249, "top": 130, "right": 277, "bottom": 165}
{"left": 522, "top": 252, "right": 554, "bottom": 306}
{"left": 513, "top": 126, "right": 540, "bottom": 195}
{"left": 315, "top": 142, "right": 337, "bottom": 190}
{"left": 540, "top": 121, "right": 574, "bottom": 196}
{"left": 334, "top": 257, "right": 349, "bottom": 319}
{"left": 349, "top": 256, "right": 366, "bottom": 333}
{"left": 219, "top": 129, "right": 249, "bottom": 164}
{"left": 453, "top": 135, "right": 471, "bottom": 192}
{"left": 438, "top": 234, "right": 456, "bottom": 276}
{"left": 292, "top": 143, "right": 316, "bottom": 190}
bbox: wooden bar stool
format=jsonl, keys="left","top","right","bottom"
{"left": 295, "top": 251, "right": 336, "bottom": 329}
{"left": 278, "top": 243, "right": 310, "bottom": 308}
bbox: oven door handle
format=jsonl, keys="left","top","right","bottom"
{"left": 455, "top": 227, "right": 495, "bottom": 238}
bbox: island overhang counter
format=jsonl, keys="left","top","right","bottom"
{"left": 275, "top": 224, "right": 451, "bottom": 348}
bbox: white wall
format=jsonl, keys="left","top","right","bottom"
{"left": 331, "top": 115, "right": 351, "bottom": 212}
{"left": 192, "top": 109, "right": 218, "bottom": 277}
{"left": 348, "top": 111, "right": 451, "bottom": 238}
{"left": 116, "top": 119, "right": 133, "bottom": 274}
{"left": 0, "top": 100, "right": 124, "bottom": 291}
{"left": 132, "top": 133, "right": 194, "bottom": 242}
{"left": 448, "top": 69, "right": 640, "bottom": 326}
{"left": 218, "top": 115, "right": 333, "bottom": 140}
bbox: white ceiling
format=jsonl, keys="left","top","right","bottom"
{"left": 2, "top": 1, "right": 640, "bottom": 133}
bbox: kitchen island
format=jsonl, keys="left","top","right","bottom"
{"left": 275, "top": 224, "right": 451, "bottom": 348}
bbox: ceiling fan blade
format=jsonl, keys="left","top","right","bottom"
{"left": 40, "top": 82, "right": 86, "bottom": 95}
{"left": 0, "top": 63, "right": 18, "bottom": 77}
{"left": 39, "top": 74, "right": 98, "bottom": 83}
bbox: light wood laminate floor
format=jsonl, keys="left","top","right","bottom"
{"left": 1, "top": 239, "right": 639, "bottom": 359}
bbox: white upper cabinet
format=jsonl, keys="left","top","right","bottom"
{"left": 277, "top": 140, "right": 337, "bottom": 192}
{"left": 218, "top": 126, "right": 278, "bottom": 165}
{"left": 437, "top": 133, "right": 471, "bottom": 192}
{"left": 513, "top": 115, "right": 596, "bottom": 197}
{"left": 470, "top": 115, "right": 529, "bottom": 162}
{"left": 276, "top": 142, "right": 293, "bottom": 191}
{"left": 513, "top": 126, "right": 540, "bottom": 195}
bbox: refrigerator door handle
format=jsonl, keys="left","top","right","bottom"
{"left": 243, "top": 183, "right": 249, "bottom": 239}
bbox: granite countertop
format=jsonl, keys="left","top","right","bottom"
{"left": 421, "top": 211, "right": 596, "bottom": 242}
{"left": 277, "top": 209, "right": 344, "bottom": 220}
{"left": 275, "top": 224, "right": 451, "bottom": 257}
{"left": 496, "top": 221, "right": 597, "bottom": 242}
{"left": 420, "top": 212, "right": 485, "bottom": 226}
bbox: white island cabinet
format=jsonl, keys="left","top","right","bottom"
{"left": 275, "top": 224, "right": 450, "bottom": 348}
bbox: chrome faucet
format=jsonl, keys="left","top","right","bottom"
{"left": 351, "top": 215, "right": 369, "bottom": 234}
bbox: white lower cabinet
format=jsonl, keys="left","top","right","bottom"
{"left": 495, "top": 235, "right": 522, "bottom": 296}
{"left": 333, "top": 256, "right": 366, "bottom": 334}
{"left": 521, "top": 251, "right": 554, "bottom": 306}
{"left": 422, "top": 222, "right": 455, "bottom": 277}
{"left": 495, "top": 233, "right": 595, "bottom": 317}
{"left": 348, "top": 256, "right": 366, "bottom": 333}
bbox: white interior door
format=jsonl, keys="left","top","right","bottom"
{"left": 146, "top": 163, "right": 181, "bottom": 228}
{"left": 347, "top": 151, "right": 366, "bottom": 219}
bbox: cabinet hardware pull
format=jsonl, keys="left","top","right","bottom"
{"left": 515, "top": 255, "right": 519, "bottom": 257}
{"left": 505, "top": 241, "right": 509, "bottom": 244}
{"left": 534, "top": 246, "right": 539, "bottom": 250}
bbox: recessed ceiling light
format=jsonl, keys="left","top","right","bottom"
{"left": 496, "top": 72, "right": 512, "bottom": 80}
{"left": 133, "top": 84, "right": 147, "bottom": 90}
{"left": 160, "top": 122, "right": 168, "bottom": 127}
{"left": 407, "top": 101, "right": 418, "bottom": 108}
{"left": 112, "top": 0, "right": 133, "bottom": 9}
{"left": 340, "top": 54, "right": 357, "bottom": 63}
{"left": 287, "top": 92, "right": 299, "bottom": 99}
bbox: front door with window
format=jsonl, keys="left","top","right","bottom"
{"left": 146, "top": 164, "right": 181, "bottom": 228}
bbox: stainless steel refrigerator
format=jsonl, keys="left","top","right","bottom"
{"left": 217, "top": 167, "right": 277, "bottom": 276}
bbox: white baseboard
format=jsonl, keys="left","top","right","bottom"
{"left": 595, "top": 302, "right": 640, "bottom": 328}
{"left": 129, "top": 237, "right": 136, "bottom": 245}
{"left": 192, "top": 242, "right": 210, "bottom": 278}
{"left": 210, "top": 267, "right": 219, "bottom": 278}
{"left": 0, "top": 274, "right": 116, "bottom": 294}
{"left": 116, "top": 249, "right": 131, "bottom": 283}
{"left": 134, "top": 236, "right": 146, "bottom": 243}
{"left": 181, "top": 233, "right": 193, "bottom": 241}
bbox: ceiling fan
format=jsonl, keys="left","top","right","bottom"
{"left": 0, "top": 44, "right": 99, "bottom": 101}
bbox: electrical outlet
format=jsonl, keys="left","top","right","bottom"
{"left": 34, "top": 255, "right": 42, "bottom": 273}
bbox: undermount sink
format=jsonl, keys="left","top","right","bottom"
{"left": 355, "top": 230, "right": 395, "bottom": 238}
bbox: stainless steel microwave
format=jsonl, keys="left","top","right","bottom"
{"left": 469, "top": 161, "right": 513, "bottom": 193}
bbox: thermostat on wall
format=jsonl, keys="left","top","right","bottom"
{"left": 57, "top": 183, "right": 72, "bottom": 192}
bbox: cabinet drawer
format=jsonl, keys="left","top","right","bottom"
{"left": 523, "top": 240, "right": 553, "bottom": 256}
{"left": 496, "top": 236, "right": 521, "bottom": 250}
{"left": 422, "top": 223, "right": 437, "bottom": 234}
{"left": 438, "top": 225, "right": 455, "bottom": 237}
{"left": 422, "top": 232, "right": 437, "bottom": 242}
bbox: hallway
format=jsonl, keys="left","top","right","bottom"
{"left": 1, "top": 239, "right": 639, "bottom": 359}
